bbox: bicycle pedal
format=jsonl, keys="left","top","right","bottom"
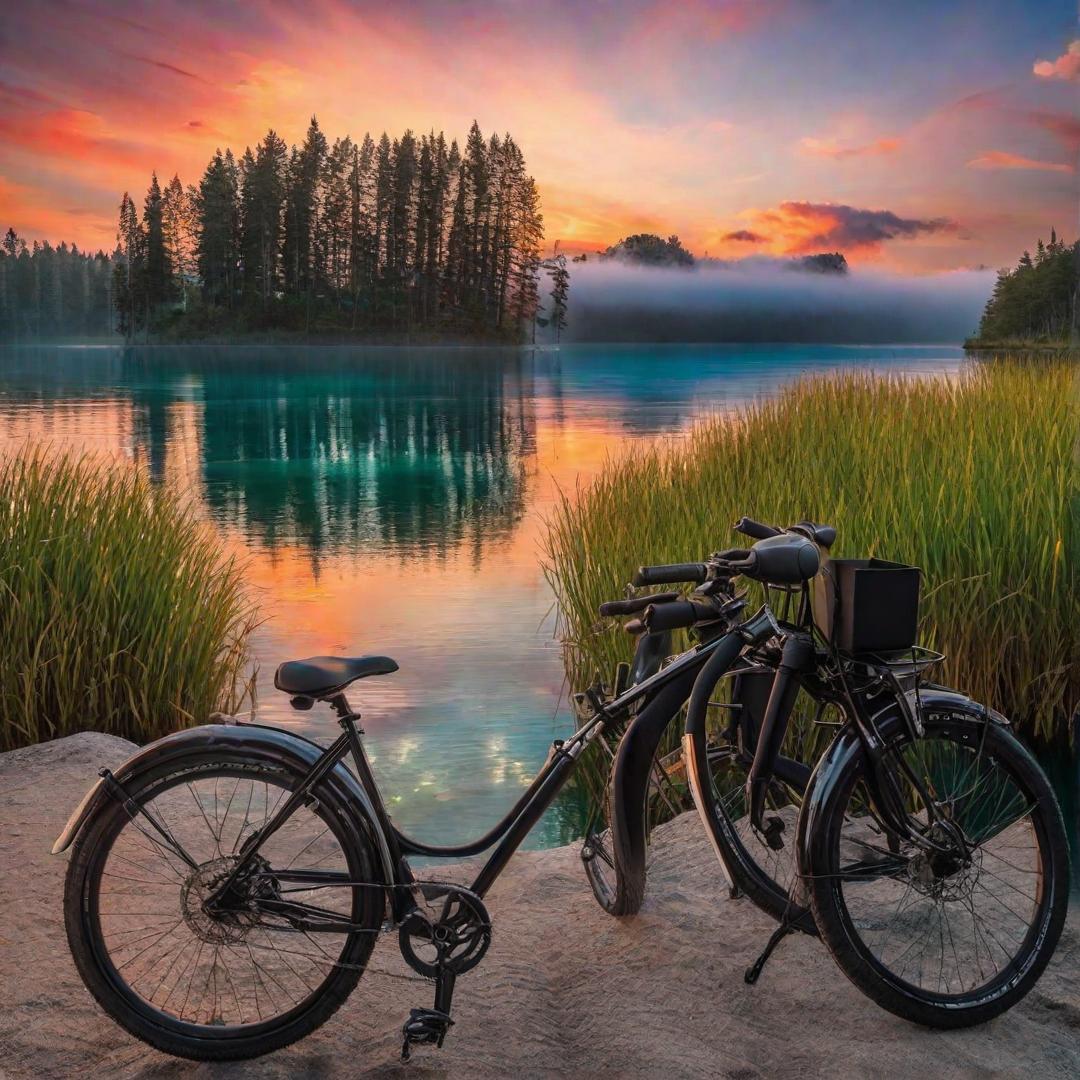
{"left": 401, "top": 1007, "right": 454, "bottom": 1060}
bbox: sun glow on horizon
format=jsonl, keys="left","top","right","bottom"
{"left": 0, "top": 1, "right": 1076, "bottom": 272}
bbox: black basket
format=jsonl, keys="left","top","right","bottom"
{"left": 815, "top": 558, "right": 921, "bottom": 655}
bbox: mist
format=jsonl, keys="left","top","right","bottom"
{"left": 564, "top": 260, "right": 995, "bottom": 344}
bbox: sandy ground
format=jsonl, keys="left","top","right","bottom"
{"left": 1, "top": 732, "right": 1078, "bottom": 1080}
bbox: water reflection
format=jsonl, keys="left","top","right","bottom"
{"left": 0, "top": 342, "right": 969, "bottom": 849}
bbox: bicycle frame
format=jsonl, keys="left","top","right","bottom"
{"left": 206, "top": 606, "right": 780, "bottom": 928}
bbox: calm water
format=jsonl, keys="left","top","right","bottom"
{"left": 0, "top": 342, "right": 978, "bottom": 849}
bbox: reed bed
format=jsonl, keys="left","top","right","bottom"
{"left": 0, "top": 449, "right": 257, "bottom": 751}
{"left": 544, "top": 360, "right": 1078, "bottom": 747}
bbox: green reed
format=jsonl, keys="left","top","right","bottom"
{"left": 544, "top": 360, "right": 1078, "bottom": 748}
{"left": 0, "top": 449, "right": 258, "bottom": 751}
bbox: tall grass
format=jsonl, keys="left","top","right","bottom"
{"left": 0, "top": 449, "right": 257, "bottom": 751}
{"left": 544, "top": 360, "right": 1078, "bottom": 745}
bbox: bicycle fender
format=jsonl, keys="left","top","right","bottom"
{"left": 51, "top": 722, "right": 397, "bottom": 887}
{"left": 794, "top": 687, "right": 1009, "bottom": 887}
{"left": 611, "top": 634, "right": 745, "bottom": 889}
{"left": 610, "top": 668, "right": 700, "bottom": 888}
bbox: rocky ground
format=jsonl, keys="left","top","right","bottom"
{"left": 1, "top": 732, "right": 1078, "bottom": 1079}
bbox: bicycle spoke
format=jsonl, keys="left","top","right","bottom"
{"left": 835, "top": 729, "right": 1047, "bottom": 1000}
{"left": 92, "top": 769, "right": 364, "bottom": 1030}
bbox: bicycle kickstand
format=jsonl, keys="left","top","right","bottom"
{"left": 744, "top": 921, "right": 795, "bottom": 985}
{"left": 401, "top": 967, "right": 456, "bottom": 1061}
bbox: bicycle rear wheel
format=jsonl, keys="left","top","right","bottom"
{"left": 64, "top": 754, "right": 384, "bottom": 1059}
{"left": 805, "top": 710, "right": 1069, "bottom": 1028}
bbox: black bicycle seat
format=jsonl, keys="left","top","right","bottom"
{"left": 274, "top": 655, "right": 399, "bottom": 697}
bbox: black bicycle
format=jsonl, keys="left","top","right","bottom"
{"left": 53, "top": 576, "right": 786, "bottom": 1060}
{"left": 590, "top": 517, "right": 1070, "bottom": 1028}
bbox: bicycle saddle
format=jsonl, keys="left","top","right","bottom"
{"left": 274, "top": 654, "right": 399, "bottom": 697}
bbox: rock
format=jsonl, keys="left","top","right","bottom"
{"left": 1, "top": 733, "right": 1077, "bottom": 1078}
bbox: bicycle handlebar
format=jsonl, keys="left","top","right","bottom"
{"left": 598, "top": 591, "right": 679, "bottom": 617}
{"left": 642, "top": 598, "right": 718, "bottom": 631}
{"left": 632, "top": 562, "right": 709, "bottom": 587}
{"left": 733, "top": 516, "right": 782, "bottom": 541}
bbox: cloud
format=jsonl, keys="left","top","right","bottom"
{"left": 1026, "top": 110, "right": 1080, "bottom": 153}
{"left": 120, "top": 53, "right": 211, "bottom": 83}
{"left": 799, "top": 136, "right": 902, "bottom": 159}
{"left": 1033, "top": 40, "right": 1080, "bottom": 82}
{"left": 967, "top": 150, "right": 1073, "bottom": 173}
{"left": 722, "top": 229, "right": 767, "bottom": 243}
{"left": 744, "top": 201, "right": 958, "bottom": 255}
{"left": 0, "top": 107, "right": 152, "bottom": 171}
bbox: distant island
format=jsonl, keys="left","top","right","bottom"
{"left": 965, "top": 230, "right": 1079, "bottom": 350}
{"left": 0, "top": 118, "right": 568, "bottom": 346}
{"left": 582, "top": 232, "right": 848, "bottom": 275}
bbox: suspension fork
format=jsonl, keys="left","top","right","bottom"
{"left": 841, "top": 683, "right": 950, "bottom": 851}
{"left": 746, "top": 631, "right": 814, "bottom": 835}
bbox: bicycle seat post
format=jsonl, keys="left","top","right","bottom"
{"left": 327, "top": 691, "right": 363, "bottom": 735}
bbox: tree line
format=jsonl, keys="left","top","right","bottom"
{"left": 0, "top": 231, "right": 115, "bottom": 339}
{"left": 972, "top": 229, "right": 1079, "bottom": 345}
{"left": 2, "top": 117, "right": 569, "bottom": 344}
{"left": 117, "top": 117, "right": 563, "bottom": 342}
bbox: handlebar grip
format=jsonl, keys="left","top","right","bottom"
{"left": 733, "top": 516, "right": 782, "bottom": 541}
{"left": 632, "top": 562, "right": 708, "bottom": 587}
{"left": 599, "top": 591, "right": 679, "bottom": 617}
{"left": 642, "top": 599, "right": 715, "bottom": 631}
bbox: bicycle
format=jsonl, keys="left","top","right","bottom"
{"left": 52, "top": 590, "right": 783, "bottom": 1061}
{"left": 593, "top": 516, "right": 1070, "bottom": 1027}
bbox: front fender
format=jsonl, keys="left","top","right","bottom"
{"left": 795, "top": 685, "right": 1008, "bottom": 885}
{"left": 51, "top": 722, "right": 396, "bottom": 886}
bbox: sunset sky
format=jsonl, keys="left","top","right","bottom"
{"left": 1, "top": 0, "right": 1076, "bottom": 272}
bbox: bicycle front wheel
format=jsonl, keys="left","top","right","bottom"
{"left": 805, "top": 710, "right": 1069, "bottom": 1028}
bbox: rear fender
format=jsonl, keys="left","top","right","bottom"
{"left": 51, "top": 722, "right": 396, "bottom": 887}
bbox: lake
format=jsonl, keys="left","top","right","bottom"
{"left": 0, "top": 342, "right": 973, "bottom": 849}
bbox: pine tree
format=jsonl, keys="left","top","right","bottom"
{"left": 283, "top": 118, "right": 327, "bottom": 306}
{"left": 143, "top": 172, "right": 172, "bottom": 326}
{"left": 547, "top": 255, "right": 569, "bottom": 343}
{"left": 240, "top": 130, "right": 287, "bottom": 307}
{"left": 196, "top": 150, "right": 240, "bottom": 307}
{"left": 509, "top": 174, "right": 543, "bottom": 336}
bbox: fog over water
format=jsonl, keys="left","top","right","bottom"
{"left": 564, "top": 261, "right": 995, "bottom": 344}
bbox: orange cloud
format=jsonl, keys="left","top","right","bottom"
{"left": 0, "top": 107, "right": 151, "bottom": 173}
{"left": 739, "top": 201, "right": 958, "bottom": 256}
{"left": 967, "top": 150, "right": 1073, "bottom": 173}
{"left": 0, "top": 176, "right": 115, "bottom": 249}
{"left": 1033, "top": 40, "right": 1080, "bottom": 82}
{"left": 799, "top": 136, "right": 902, "bottom": 159}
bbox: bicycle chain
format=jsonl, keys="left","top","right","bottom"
{"left": 255, "top": 877, "right": 491, "bottom": 983}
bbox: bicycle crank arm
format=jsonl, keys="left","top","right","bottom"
{"left": 402, "top": 968, "right": 456, "bottom": 1060}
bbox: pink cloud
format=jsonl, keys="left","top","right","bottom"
{"left": 799, "top": 136, "right": 902, "bottom": 160}
{"left": 967, "top": 150, "right": 1073, "bottom": 173}
{"left": 1033, "top": 40, "right": 1080, "bottom": 82}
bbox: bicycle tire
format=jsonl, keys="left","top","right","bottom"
{"left": 64, "top": 750, "right": 385, "bottom": 1060}
{"left": 804, "top": 710, "right": 1069, "bottom": 1028}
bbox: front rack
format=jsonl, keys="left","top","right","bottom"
{"left": 843, "top": 645, "right": 946, "bottom": 678}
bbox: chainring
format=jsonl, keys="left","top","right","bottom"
{"left": 398, "top": 883, "right": 491, "bottom": 978}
